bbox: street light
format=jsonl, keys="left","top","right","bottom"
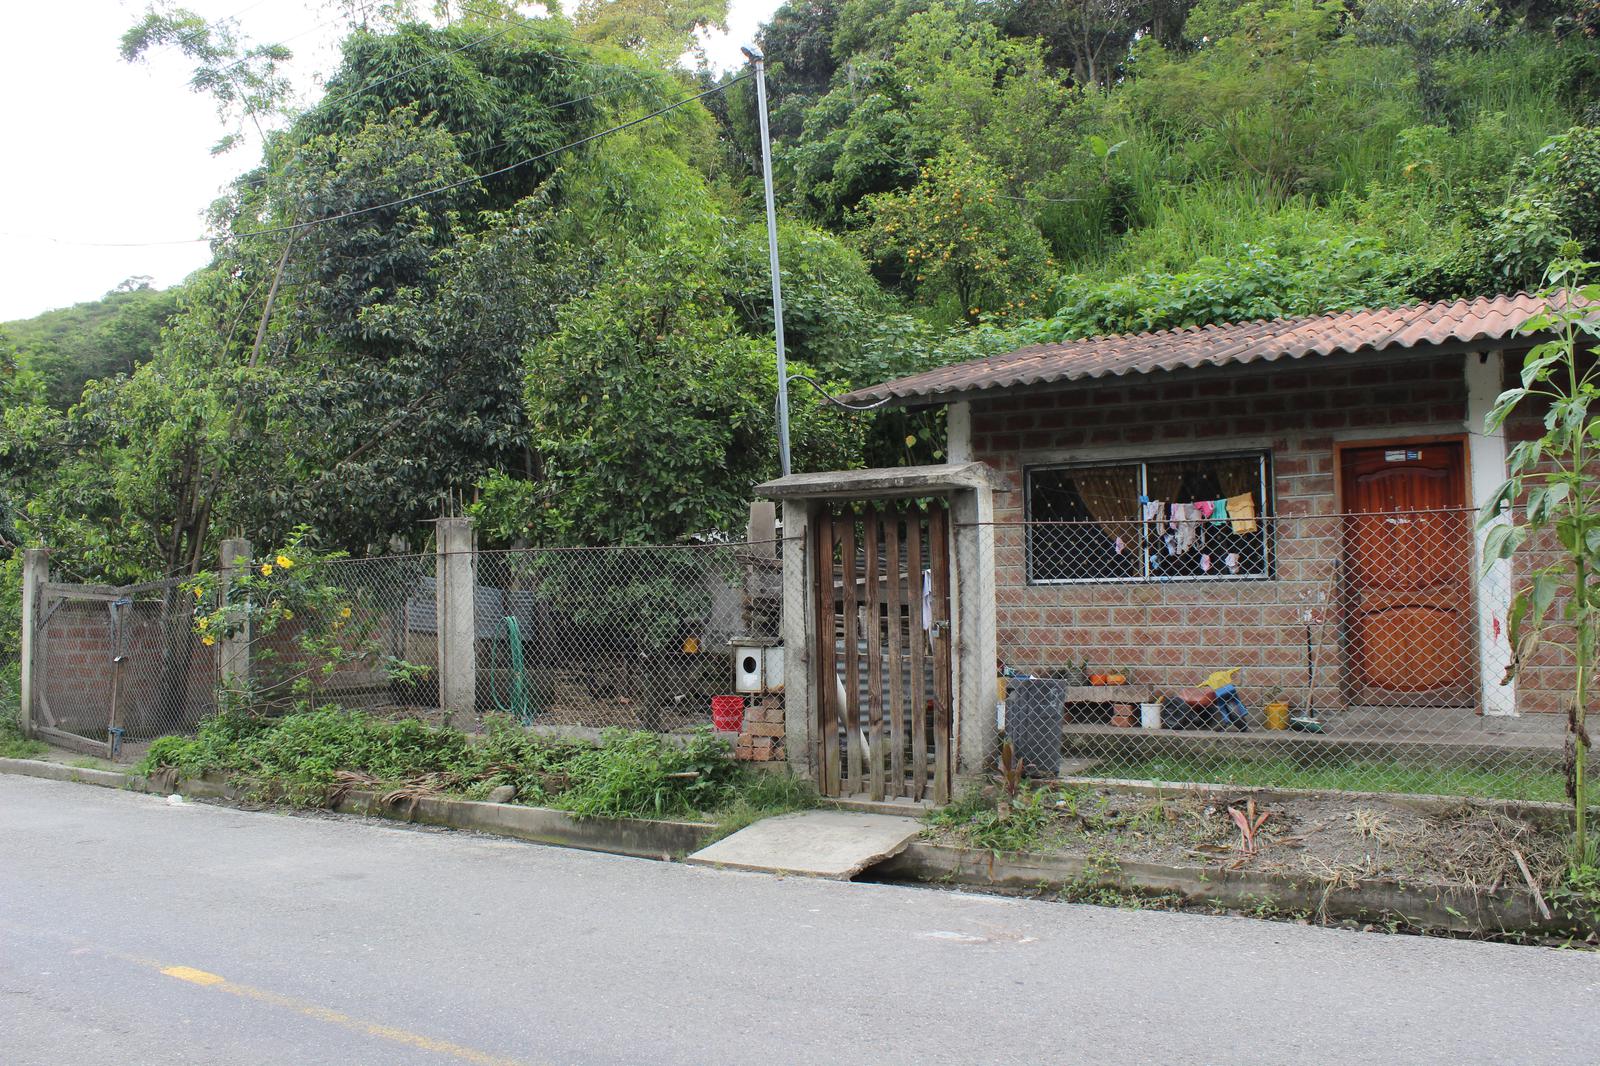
{"left": 741, "top": 42, "right": 793, "bottom": 477}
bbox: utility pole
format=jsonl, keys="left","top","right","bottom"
{"left": 742, "top": 43, "right": 793, "bottom": 477}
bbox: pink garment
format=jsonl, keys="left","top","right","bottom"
{"left": 1171, "top": 503, "right": 1200, "bottom": 553}
{"left": 1194, "top": 500, "right": 1215, "bottom": 520}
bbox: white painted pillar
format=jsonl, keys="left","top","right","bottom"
{"left": 951, "top": 485, "right": 998, "bottom": 776}
{"left": 435, "top": 517, "right": 477, "bottom": 728}
{"left": 1465, "top": 350, "right": 1516, "bottom": 716}
{"left": 946, "top": 401, "right": 973, "bottom": 464}
{"left": 219, "top": 538, "right": 252, "bottom": 697}
{"left": 779, "top": 501, "right": 815, "bottom": 781}
{"left": 18, "top": 548, "right": 49, "bottom": 737}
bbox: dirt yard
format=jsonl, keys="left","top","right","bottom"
{"left": 925, "top": 784, "right": 1572, "bottom": 893}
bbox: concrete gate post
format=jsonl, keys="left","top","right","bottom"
{"left": 435, "top": 517, "right": 477, "bottom": 728}
{"left": 779, "top": 501, "right": 817, "bottom": 781}
{"left": 951, "top": 486, "right": 999, "bottom": 779}
{"left": 219, "top": 538, "right": 253, "bottom": 698}
{"left": 18, "top": 548, "right": 49, "bottom": 737}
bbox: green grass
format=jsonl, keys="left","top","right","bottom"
{"left": 1082, "top": 755, "right": 1569, "bottom": 803}
{"left": 136, "top": 704, "right": 803, "bottom": 822}
{"left": 927, "top": 784, "right": 1060, "bottom": 854}
{"left": 708, "top": 771, "right": 821, "bottom": 841}
{"left": 0, "top": 662, "right": 46, "bottom": 760}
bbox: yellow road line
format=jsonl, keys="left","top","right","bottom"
{"left": 157, "top": 961, "right": 528, "bottom": 1066}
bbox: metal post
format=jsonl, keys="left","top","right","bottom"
{"left": 743, "top": 44, "right": 793, "bottom": 477}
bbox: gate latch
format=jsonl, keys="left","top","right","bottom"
{"left": 929, "top": 619, "right": 951, "bottom": 638}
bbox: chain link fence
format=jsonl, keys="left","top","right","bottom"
{"left": 473, "top": 542, "right": 782, "bottom": 737}
{"left": 241, "top": 553, "right": 439, "bottom": 717}
{"left": 981, "top": 508, "right": 1581, "bottom": 800}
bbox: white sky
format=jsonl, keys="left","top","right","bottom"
{"left": 0, "top": 0, "right": 780, "bottom": 321}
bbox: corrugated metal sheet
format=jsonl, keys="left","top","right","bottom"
{"left": 842, "top": 293, "right": 1569, "bottom": 406}
{"left": 405, "top": 578, "right": 540, "bottom": 638}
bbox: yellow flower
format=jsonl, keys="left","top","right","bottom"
{"left": 197, "top": 617, "right": 209, "bottom": 631}
{"left": 340, "top": 606, "right": 352, "bottom": 619}
{"left": 259, "top": 563, "right": 273, "bottom": 576}
{"left": 282, "top": 610, "right": 293, "bottom": 621}
{"left": 201, "top": 635, "right": 215, "bottom": 647}
{"left": 193, "top": 586, "right": 204, "bottom": 600}
{"left": 276, "top": 554, "right": 294, "bottom": 570}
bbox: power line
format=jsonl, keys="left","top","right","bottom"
{"left": 6, "top": 75, "right": 747, "bottom": 249}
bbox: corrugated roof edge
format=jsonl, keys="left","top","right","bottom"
{"left": 839, "top": 291, "right": 1580, "bottom": 407}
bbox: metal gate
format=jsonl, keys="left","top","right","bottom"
{"left": 35, "top": 577, "right": 216, "bottom": 759}
{"left": 813, "top": 502, "right": 952, "bottom": 803}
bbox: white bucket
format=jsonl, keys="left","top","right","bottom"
{"left": 1139, "top": 702, "right": 1162, "bottom": 729}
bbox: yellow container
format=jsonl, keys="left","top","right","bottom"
{"left": 1264, "top": 701, "right": 1290, "bottom": 730}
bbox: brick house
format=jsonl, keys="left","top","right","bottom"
{"left": 836, "top": 293, "right": 1583, "bottom": 741}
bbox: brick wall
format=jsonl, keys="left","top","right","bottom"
{"left": 971, "top": 352, "right": 1493, "bottom": 714}
{"left": 42, "top": 598, "right": 215, "bottom": 740}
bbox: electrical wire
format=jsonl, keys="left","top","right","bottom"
{"left": 786, "top": 374, "right": 891, "bottom": 412}
{"left": 3, "top": 74, "right": 747, "bottom": 249}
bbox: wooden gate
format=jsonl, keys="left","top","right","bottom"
{"left": 813, "top": 502, "right": 952, "bottom": 803}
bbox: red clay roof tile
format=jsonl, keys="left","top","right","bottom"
{"left": 843, "top": 293, "right": 1566, "bottom": 406}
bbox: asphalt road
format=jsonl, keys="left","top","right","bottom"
{"left": 1, "top": 775, "right": 1595, "bottom": 1066}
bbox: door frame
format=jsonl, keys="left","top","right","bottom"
{"left": 1332, "top": 433, "right": 1478, "bottom": 709}
{"left": 1332, "top": 433, "right": 1471, "bottom": 514}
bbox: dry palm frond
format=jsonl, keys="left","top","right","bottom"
{"left": 329, "top": 769, "right": 381, "bottom": 803}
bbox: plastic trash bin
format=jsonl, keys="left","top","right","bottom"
{"left": 1006, "top": 678, "right": 1068, "bottom": 777}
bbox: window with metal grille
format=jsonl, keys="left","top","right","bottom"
{"left": 1025, "top": 452, "right": 1273, "bottom": 583}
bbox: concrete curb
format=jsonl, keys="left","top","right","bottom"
{"left": 0, "top": 758, "right": 715, "bottom": 861}
{"left": 874, "top": 841, "right": 1600, "bottom": 939}
{"left": 5, "top": 757, "right": 1592, "bottom": 937}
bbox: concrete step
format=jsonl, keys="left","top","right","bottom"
{"left": 686, "top": 809, "right": 924, "bottom": 880}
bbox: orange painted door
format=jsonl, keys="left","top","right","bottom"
{"left": 1340, "top": 442, "right": 1474, "bottom": 703}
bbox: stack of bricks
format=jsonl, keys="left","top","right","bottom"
{"left": 733, "top": 694, "right": 786, "bottom": 762}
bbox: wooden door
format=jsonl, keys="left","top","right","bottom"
{"left": 813, "top": 503, "right": 952, "bottom": 802}
{"left": 1339, "top": 441, "right": 1474, "bottom": 705}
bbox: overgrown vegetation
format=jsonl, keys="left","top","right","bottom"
{"left": 0, "top": 662, "right": 45, "bottom": 759}
{"left": 136, "top": 705, "right": 817, "bottom": 822}
{"left": 1481, "top": 260, "right": 1600, "bottom": 885}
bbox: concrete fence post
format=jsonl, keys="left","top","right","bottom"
{"left": 435, "top": 517, "right": 477, "bottom": 728}
{"left": 18, "top": 548, "right": 49, "bottom": 737}
{"left": 952, "top": 485, "right": 998, "bottom": 778}
{"left": 780, "top": 501, "right": 815, "bottom": 782}
{"left": 219, "top": 538, "right": 253, "bottom": 698}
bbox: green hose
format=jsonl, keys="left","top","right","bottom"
{"left": 488, "top": 615, "right": 536, "bottom": 724}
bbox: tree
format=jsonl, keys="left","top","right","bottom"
{"left": 1353, "top": 0, "right": 1499, "bottom": 119}
{"left": 1481, "top": 258, "right": 1600, "bottom": 876}
{"left": 858, "top": 148, "right": 1052, "bottom": 323}
{"left": 573, "top": 0, "right": 730, "bottom": 64}
{"left": 120, "top": 2, "right": 294, "bottom": 154}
